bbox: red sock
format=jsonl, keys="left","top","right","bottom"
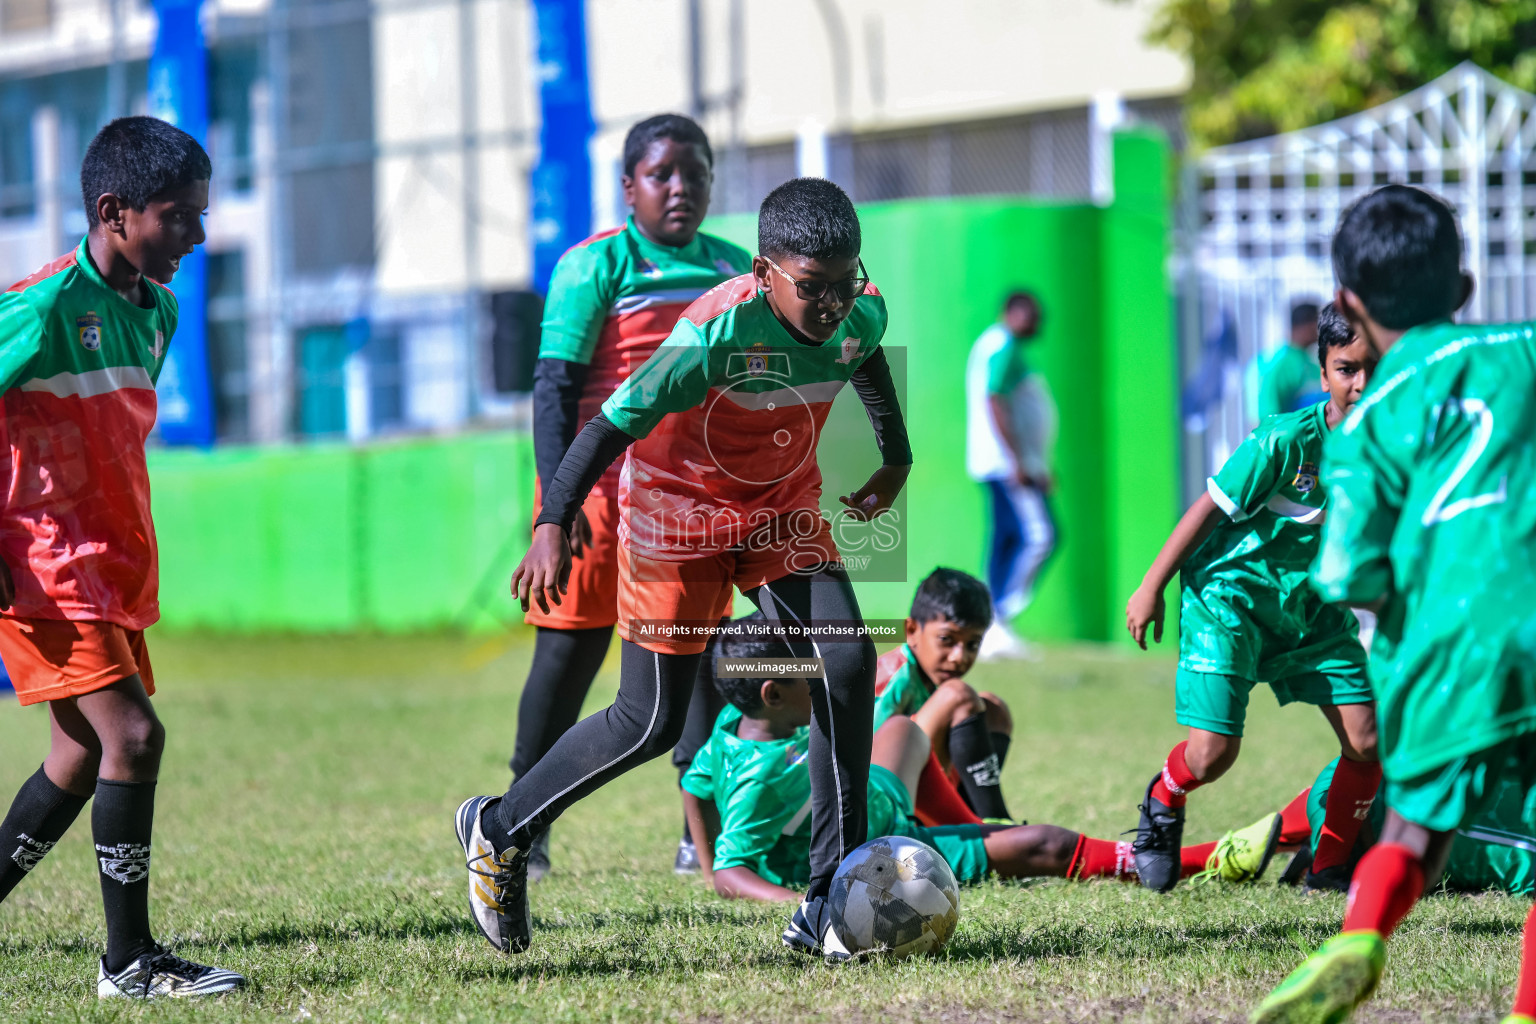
{"left": 1068, "top": 835, "right": 1133, "bottom": 880}
{"left": 1314, "top": 758, "right": 1383, "bottom": 872}
{"left": 1511, "top": 902, "right": 1536, "bottom": 1017}
{"left": 1342, "top": 842, "right": 1424, "bottom": 937}
{"left": 914, "top": 751, "right": 983, "bottom": 826}
{"left": 1180, "top": 840, "right": 1219, "bottom": 878}
{"left": 1279, "top": 786, "right": 1313, "bottom": 846}
{"left": 1149, "top": 741, "right": 1202, "bottom": 807}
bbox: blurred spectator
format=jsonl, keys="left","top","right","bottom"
{"left": 1249, "top": 300, "right": 1325, "bottom": 421}
{"left": 965, "top": 291, "right": 1057, "bottom": 660}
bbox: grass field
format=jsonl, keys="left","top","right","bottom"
{"left": 0, "top": 630, "right": 1523, "bottom": 1023}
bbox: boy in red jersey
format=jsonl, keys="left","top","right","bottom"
{"left": 458, "top": 177, "right": 910, "bottom": 961}
{"left": 0, "top": 117, "right": 243, "bottom": 999}
{"left": 512, "top": 114, "right": 751, "bottom": 879}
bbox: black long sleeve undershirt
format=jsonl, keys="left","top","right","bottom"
{"left": 532, "top": 357, "right": 590, "bottom": 493}
{"left": 533, "top": 415, "right": 636, "bottom": 531}
{"left": 850, "top": 346, "right": 913, "bottom": 467}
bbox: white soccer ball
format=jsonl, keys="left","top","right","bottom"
{"left": 827, "top": 835, "right": 960, "bottom": 958}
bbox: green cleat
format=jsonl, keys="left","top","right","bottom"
{"left": 1250, "top": 931, "right": 1386, "bottom": 1024}
{"left": 1500, "top": 1016, "right": 1536, "bottom": 1024}
{"left": 1192, "top": 812, "right": 1283, "bottom": 883}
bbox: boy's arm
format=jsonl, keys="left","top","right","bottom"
{"left": 711, "top": 865, "right": 801, "bottom": 902}
{"left": 682, "top": 791, "right": 721, "bottom": 881}
{"left": 841, "top": 345, "right": 913, "bottom": 520}
{"left": 1126, "top": 492, "right": 1225, "bottom": 649}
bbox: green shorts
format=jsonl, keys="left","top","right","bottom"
{"left": 1445, "top": 825, "right": 1536, "bottom": 897}
{"left": 867, "top": 765, "right": 990, "bottom": 884}
{"left": 1175, "top": 667, "right": 1373, "bottom": 737}
{"left": 1386, "top": 732, "right": 1536, "bottom": 833}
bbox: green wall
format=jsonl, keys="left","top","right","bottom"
{"left": 148, "top": 130, "right": 1178, "bottom": 640}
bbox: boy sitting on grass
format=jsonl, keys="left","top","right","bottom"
{"left": 872, "top": 568, "right": 1016, "bottom": 824}
{"left": 682, "top": 630, "right": 1285, "bottom": 921}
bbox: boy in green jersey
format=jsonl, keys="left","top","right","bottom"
{"left": 872, "top": 568, "right": 1016, "bottom": 823}
{"left": 681, "top": 627, "right": 1285, "bottom": 914}
{"left": 511, "top": 114, "right": 751, "bottom": 879}
{"left": 1249, "top": 186, "right": 1536, "bottom": 1024}
{"left": 1125, "top": 299, "right": 1382, "bottom": 894}
{"left": 0, "top": 118, "right": 243, "bottom": 998}
{"left": 459, "top": 178, "right": 911, "bottom": 960}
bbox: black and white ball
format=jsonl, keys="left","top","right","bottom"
{"left": 827, "top": 835, "right": 960, "bottom": 957}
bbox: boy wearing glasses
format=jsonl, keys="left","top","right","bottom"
{"left": 456, "top": 177, "right": 911, "bottom": 961}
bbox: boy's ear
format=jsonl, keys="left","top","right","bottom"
{"left": 95, "top": 193, "right": 128, "bottom": 235}
{"left": 620, "top": 173, "right": 636, "bottom": 209}
{"left": 758, "top": 679, "right": 779, "bottom": 708}
{"left": 751, "top": 255, "right": 773, "bottom": 292}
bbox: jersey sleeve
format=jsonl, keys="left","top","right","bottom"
{"left": 0, "top": 291, "right": 44, "bottom": 393}
{"left": 986, "top": 341, "right": 1020, "bottom": 396}
{"left": 538, "top": 244, "right": 612, "bottom": 365}
{"left": 679, "top": 737, "right": 717, "bottom": 801}
{"left": 1312, "top": 388, "right": 1414, "bottom": 605}
{"left": 600, "top": 317, "right": 713, "bottom": 438}
{"left": 1207, "top": 425, "right": 1290, "bottom": 522}
{"left": 712, "top": 780, "right": 801, "bottom": 874}
{"left": 871, "top": 671, "right": 923, "bottom": 730}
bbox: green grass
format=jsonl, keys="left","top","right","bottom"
{"left": 0, "top": 632, "right": 1523, "bottom": 1022}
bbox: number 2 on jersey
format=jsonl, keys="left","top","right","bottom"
{"left": 1421, "top": 398, "right": 1509, "bottom": 526}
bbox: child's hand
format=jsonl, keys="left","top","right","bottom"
{"left": 1125, "top": 584, "right": 1165, "bottom": 650}
{"left": 839, "top": 464, "right": 910, "bottom": 521}
{"left": 568, "top": 507, "right": 594, "bottom": 560}
{"left": 511, "top": 523, "right": 572, "bottom": 613}
{"left": 0, "top": 558, "right": 12, "bottom": 611}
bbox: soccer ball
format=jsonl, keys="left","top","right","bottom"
{"left": 827, "top": 835, "right": 960, "bottom": 958}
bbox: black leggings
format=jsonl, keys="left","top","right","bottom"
{"left": 507, "top": 626, "right": 721, "bottom": 784}
{"left": 493, "top": 565, "right": 875, "bottom": 894}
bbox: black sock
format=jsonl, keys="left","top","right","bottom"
{"left": 991, "top": 732, "right": 1012, "bottom": 770}
{"left": 0, "top": 766, "right": 88, "bottom": 904}
{"left": 948, "top": 713, "right": 1010, "bottom": 820}
{"left": 93, "top": 779, "right": 157, "bottom": 972}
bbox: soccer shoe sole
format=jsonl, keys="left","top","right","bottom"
{"left": 455, "top": 796, "right": 531, "bottom": 954}
{"left": 1250, "top": 949, "right": 1380, "bottom": 1024}
{"left": 1251, "top": 812, "right": 1284, "bottom": 881}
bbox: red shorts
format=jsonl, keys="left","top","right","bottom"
{"left": 618, "top": 513, "right": 841, "bottom": 654}
{"left": 525, "top": 482, "right": 620, "bottom": 630}
{"left": 0, "top": 617, "right": 155, "bottom": 706}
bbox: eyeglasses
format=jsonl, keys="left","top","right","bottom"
{"left": 763, "top": 256, "right": 870, "bottom": 302}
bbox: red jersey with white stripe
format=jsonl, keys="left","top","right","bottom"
{"left": 0, "top": 240, "right": 176, "bottom": 629}
{"left": 601, "top": 275, "right": 889, "bottom": 560}
{"left": 538, "top": 218, "right": 751, "bottom": 495}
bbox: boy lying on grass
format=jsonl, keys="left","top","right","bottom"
{"left": 682, "top": 629, "right": 1283, "bottom": 901}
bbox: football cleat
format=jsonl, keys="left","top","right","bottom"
{"left": 1280, "top": 845, "right": 1315, "bottom": 887}
{"left": 1500, "top": 1016, "right": 1536, "bottom": 1024}
{"left": 97, "top": 946, "right": 245, "bottom": 999}
{"left": 1131, "top": 773, "right": 1185, "bottom": 893}
{"left": 1250, "top": 930, "right": 1385, "bottom": 1024}
{"left": 455, "top": 796, "right": 532, "bottom": 953}
{"left": 1302, "top": 862, "right": 1354, "bottom": 895}
{"left": 781, "top": 896, "right": 853, "bottom": 963}
{"left": 673, "top": 834, "right": 701, "bottom": 875}
{"left": 527, "top": 829, "right": 551, "bottom": 884}
{"left": 1193, "top": 812, "right": 1283, "bottom": 884}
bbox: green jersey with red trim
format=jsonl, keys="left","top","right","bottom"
{"left": 871, "top": 644, "right": 936, "bottom": 730}
{"left": 601, "top": 275, "right": 889, "bottom": 559}
{"left": 540, "top": 219, "right": 751, "bottom": 495}
{"left": 0, "top": 239, "right": 176, "bottom": 630}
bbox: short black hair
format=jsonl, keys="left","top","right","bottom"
{"left": 1316, "top": 301, "right": 1354, "bottom": 366}
{"left": 1005, "top": 291, "right": 1040, "bottom": 316}
{"left": 711, "top": 613, "right": 800, "bottom": 714}
{"left": 1332, "top": 185, "right": 1465, "bottom": 330}
{"left": 81, "top": 116, "right": 211, "bottom": 229}
{"left": 758, "top": 178, "right": 860, "bottom": 261}
{"left": 1290, "top": 301, "right": 1320, "bottom": 328}
{"left": 909, "top": 568, "right": 992, "bottom": 629}
{"left": 622, "top": 114, "right": 713, "bottom": 178}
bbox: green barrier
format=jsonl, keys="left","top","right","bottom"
{"left": 148, "top": 130, "right": 1177, "bottom": 639}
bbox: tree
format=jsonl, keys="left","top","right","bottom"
{"left": 1137, "top": 0, "right": 1536, "bottom": 147}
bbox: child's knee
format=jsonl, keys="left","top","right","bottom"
{"left": 978, "top": 692, "right": 1012, "bottom": 735}
{"left": 938, "top": 680, "right": 985, "bottom": 725}
{"left": 105, "top": 709, "right": 166, "bottom": 768}
{"left": 1185, "top": 731, "right": 1240, "bottom": 781}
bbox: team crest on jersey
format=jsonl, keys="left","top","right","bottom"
{"left": 77, "top": 312, "right": 103, "bottom": 351}
{"left": 835, "top": 336, "right": 861, "bottom": 364}
{"left": 637, "top": 257, "right": 662, "bottom": 279}
{"left": 746, "top": 342, "right": 771, "bottom": 377}
{"left": 151, "top": 331, "right": 165, "bottom": 359}
{"left": 1292, "top": 462, "right": 1319, "bottom": 493}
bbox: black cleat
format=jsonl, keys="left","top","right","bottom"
{"left": 1302, "top": 861, "right": 1353, "bottom": 894}
{"left": 1131, "top": 773, "right": 1185, "bottom": 893}
{"left": 673, "top": 834, "right": 700, "bottom": 875}
{"left": 781, "top": 896, "right": 853, "bottom": 962}
{"left": 97, "top": 946, "right": 245, "bottom": 999}
{"left": 1279, "top": 844, "right": 1314, "bottom": 887}
{"left": 455, "top": 796, "right": 532, "bottom": 953}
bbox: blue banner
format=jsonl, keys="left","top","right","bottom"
{"left": 530, "top": 0, "right": 595, "bottom": 295}
{"left": 148, "top": 0, "right": 215, "bottom": 447}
